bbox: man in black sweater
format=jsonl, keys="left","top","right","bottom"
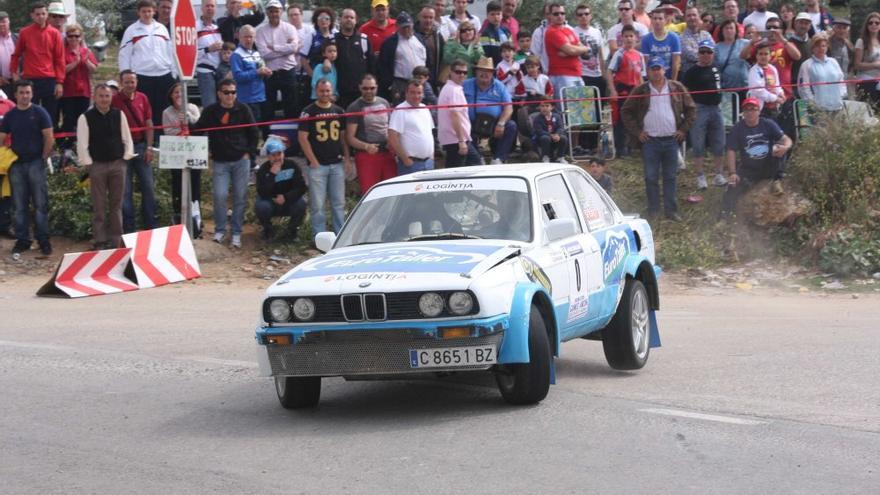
{"left": 194, "top": 79, "right": 260, "bottom": 249}
{"left": 255, "top": 140, "right": 307, "bottom": 241}
{"left": 681, "top": 38, "right": 726, "bottom": 191}
{"left": 76, "top": 84, "right": 135, "bottom": 250}
{"left": 218, "top": 0, "right": 264, "bottom": 44}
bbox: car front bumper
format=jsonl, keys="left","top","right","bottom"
{"left": 255, "top": 315, "right": 509, "bottom": 377}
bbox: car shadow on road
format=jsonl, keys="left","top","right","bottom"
{"left": 554, "top": 356, "right": 643, "bottom": 380}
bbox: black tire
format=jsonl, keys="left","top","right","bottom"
{"left": 496, "top": 305, "right": 551, "bottom": 405}
{"left": 602, "top": 279, "right": 651, "bottom": 370}
{"left": 275, "top": 376, "right": 321, "bottom": 409}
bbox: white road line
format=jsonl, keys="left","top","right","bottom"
{"left": 640, "top": 408, "right": 768, "bottom": 425}
{"left": 0, "top": 339, "right": 258, "bottom": 369}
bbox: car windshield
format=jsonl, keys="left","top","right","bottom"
{"left": 335, "top": 177, "right": 532, "bottom": 247}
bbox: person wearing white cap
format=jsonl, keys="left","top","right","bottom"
{"left": 256, "top": 0, "right": 300, "bottom": 118}
{"left": 788, "top": 12, "right": 813, "bottom": 98}
{"left": 47, "top": 2, "right": 69, "bottom": 33}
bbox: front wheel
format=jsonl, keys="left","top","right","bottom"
{"left": 275, "top": 376, "right": 321, "bottom": 409}
{"left": 602, "top": 279, "right": 651, "bottom": 370}
{"left": 496, "top": 305, "right": 551, "bottom": 405}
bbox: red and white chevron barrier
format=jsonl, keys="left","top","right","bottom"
{"left": 37, "top": 225, "right": 202, "bottom": 298}
{"left": 122, "top": 224, "right": 201, "bottom": 289}
{"left": 37, "top": 247, "right": 139, "bottom": 298}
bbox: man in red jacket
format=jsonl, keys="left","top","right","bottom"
{"left": 10, "top": 2, "right": 65, "bottom": 127}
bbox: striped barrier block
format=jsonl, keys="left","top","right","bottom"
{"left": 37, "top": 248, "right": 139, "bottom": 298}
{"left": 122, "top": 224, "right": 201, "bottom": 289}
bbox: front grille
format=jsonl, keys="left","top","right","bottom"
{"left": 267, "top": 330, "right": 504, "bottom": 376}
{"left": 341, "top": 294, "right": 364, "bottom": 321}
{"left": 364, "top": 294, "right": 386, "bottom": 320}
{"left": 264, "top": 291, "right": 479, "bottom": 324}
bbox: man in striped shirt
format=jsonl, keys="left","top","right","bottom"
{"left": 196, "top": 0, "right": 223, "bottom": 108}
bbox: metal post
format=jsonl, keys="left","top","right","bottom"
{"left": 181, "top": 82, "right": 193, "bottom": 238}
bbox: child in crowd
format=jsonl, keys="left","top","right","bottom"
{"left": 747, "top": 42, "right": 785, "bottom": 118}
{"left": 412, "top": 66, "right": 438, "bottom": 123}
{"left": 214, "top": 42, "right": 235, "bottom": 84}
{"left": 311, "top": 41, "right": 338, "bottom": 100}
{"left": 495, "top": 42, "right": 522, "bottom": 95}
{"left": 584, "top": 156, "right": 613, "bottom": 194}
{"left": 531, "top": 98, "right": 568, "bottom": 164}
{"left": 607, "top": 25, "right": 644, "bottom": 157}
{"left": 514, "top": 31, "right": 532, "bottom": 64}
{"left": 479, "top": 1, "right": 510, "bottom": 64}
{"left": 515, "top": 56, "right": 553, "bottom": 100}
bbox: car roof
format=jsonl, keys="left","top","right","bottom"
{"left": 381, "top": 163, "right": 584, "bottom": 184}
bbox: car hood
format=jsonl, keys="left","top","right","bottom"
{"left": 267, "top": 241, "right": 522, "bottom": 296}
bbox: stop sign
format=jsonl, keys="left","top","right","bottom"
{"left": 171, "top": 0, "right": 198, "bottom": 80}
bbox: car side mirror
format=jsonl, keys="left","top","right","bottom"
{"left": 314, "top": 232, "right": 337, "bottom": 252}
{"left": 545, "top": 218, "right": 578, "bottom": 242}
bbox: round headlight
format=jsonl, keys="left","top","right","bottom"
{"left": 268, "top": 299, "right": 291, "bottom": 322}
{"left": 292, "top": 298, "right": 316, "bottom": 321}
{"left": 418, "top": 292, "right": 445, "bottom": 317}
{"left": 448, "top": 291, "right": 474, "bottom": 315}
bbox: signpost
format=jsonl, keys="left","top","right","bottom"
{"left": 170, "top": 0, "right": 198, "bottom": 238}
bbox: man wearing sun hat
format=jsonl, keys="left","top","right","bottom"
{"left": 721, "top": 96, "right": 792, "bottom": 216}
{"left": 360, "top": 0, "right": 397, "bottom": 57}
{"left": 682, "top": 38, "right": 726, "bottom": 190}
{"left": 622, "top": 55, "right": 695, "bottom": 222}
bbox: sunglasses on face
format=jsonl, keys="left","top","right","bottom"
{"left": 869, "top": 21, "right": 880, "bottom": 26}
{"left": 221, "top": 90, "right": 236, "bottom": 95}
{"left": 618, "top": 7, "right": 632, "bottom": 11}
{"left": 317, "top": 15, "right": 330, "bottom": 21}
{"left": 698, "top": 49, "right": 713, "bottom": 54}
{"left": 453, "top": 69, "right": 468, "bottom": 75}
{"left": 51, "top": 15, "right": 66, "bottom": 19}
{"left": 68, "top": 34, "right": 81, "bottom": 38}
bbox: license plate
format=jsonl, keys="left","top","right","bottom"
{"left": 409, "top": 346, "right": 497, "bottom": 368}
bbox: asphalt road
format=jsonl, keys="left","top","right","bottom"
{"left": 1, "top": 277, "right": 878, "bottom": 494}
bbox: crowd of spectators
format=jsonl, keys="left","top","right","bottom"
{"left": 0, "top": 0, "right": 874, "bottom": 258}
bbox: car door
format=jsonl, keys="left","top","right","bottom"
{"left": 535, "top": 174, "right": 588, "bottom": 338}
{"left": 564, "top": 169, "right": 620, "bottom": 325}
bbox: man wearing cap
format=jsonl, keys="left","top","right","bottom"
{"left": 642, "top": 8, "right": 681, "bottom": 80}
{"left": 622, "top": 56, "right": 695, "bottom": 222}
{"left": 0, "top": 11, "right": 17, "bottom": 98}
{"left": 360, "top": 0, "right": 397, "bottom": 57}
{"left": 119, "top": 0, "right": 177, "bottom": 136}
{"left": 196, "top": 0, "right": 223, "bottom": 108}
{"left": 682, "top": 39, "right": 726, "bottom": 190}
{"left": 742, "top": 0, "right": 778, "bottom": 30}
{"left": 722, "top": 97, "right": 792, "bottom": 216}
{"left": 388, "top": 79, "right": 435, "bottom": 175}
{"left": 463, "top": 56, "right": 518, "bottom": 165}
{"left": 255, "top": 139, "right": 307, "bottom": 241}
{"left": 828, "top": 19, "right": 852, "bottom": 77}
{"left": 788, "top": 13, "right": 813, "bottom": 97}
{"left": 256, "top": 0, "right": 300, "bottom": 119}
{"left": 10, "top": 3, "right": 66, "bottom": 125}
{"left": 47, "top": 2, "right": 69, "bottom": 34}
{"left": 378, "top": 12, "right": 427, "bottom": 104}
{"left": 679, "top": 6, "right": 713, "bottom": 76}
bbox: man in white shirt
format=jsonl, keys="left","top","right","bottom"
{"left": 196, "top": 0, "right": 223, "bottom": 108}
{"left": 388, "top": 79, "right": 435, "bottom": 175}
{"left": 440, "top": 0, "right": 481, "bottom": 41}
{"left": 742, "top": 0, "right": 778, "bottom": 30}
{"left": 257, "top": 0, "right": 299, "bottom": 119}
{"left": 0, "top": 12, "right": 15, "bottom": 97}
{"left": 119, "top": 0, "right": 177, "bottom": 136}
{"left": 573, "top": 4, "right": 605, "bottom": 92}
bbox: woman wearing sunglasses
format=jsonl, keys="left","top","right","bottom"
{"left": 60, "top": 23, "right": 97, "bottom": 148}
{"left": 854, "top": 12, "right": 880, "bottom": 106}
{"left": 442, "top": 21, "right": 484, "bottom": 78}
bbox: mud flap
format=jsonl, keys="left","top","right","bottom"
{"left": 648, "top": 310, "right": 661, "bottom": 348}
{"left": 550, "top": 357, "right": 556, "bottom": 385}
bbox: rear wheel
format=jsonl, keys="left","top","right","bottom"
{"left": 496, "top": 305, "right": 551, "bottom": 405}
{"left": 602, "top": 279, "right": 651, "bottom": 370}
{"left": 275, "top": 376, "right": 321, "bottom": 409}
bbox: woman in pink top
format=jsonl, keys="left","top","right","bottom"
{"left": 60, "top": 23, "right": 97, "bottom": 142}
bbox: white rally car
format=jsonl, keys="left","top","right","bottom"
{"left": 256, "top": 164, "right": 661, "bottom": 408}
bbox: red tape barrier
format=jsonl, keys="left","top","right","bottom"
{"left": 53, "top": 76, "right": 880, "bottom": 139}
